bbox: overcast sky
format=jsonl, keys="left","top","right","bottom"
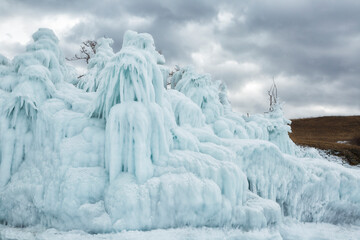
{"left": 1, "top": 0, "right": 359, "bottom": 118}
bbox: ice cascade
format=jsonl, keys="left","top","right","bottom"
{"left": 89, "top": 31, "right": 169, "bottom": 183}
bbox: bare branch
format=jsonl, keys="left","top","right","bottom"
{"left": 66, "top": 40, "right": 97, "bottom": 64}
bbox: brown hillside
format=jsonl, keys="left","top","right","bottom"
{"left": 289, "top": 116, "right": 360, "bottom": 165}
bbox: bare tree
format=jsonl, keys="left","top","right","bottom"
{"left": 66, "top": 40, "right": 97, "bottom": 64}
{"left": 268, "top": 77, "right": 278, "bottom": 112}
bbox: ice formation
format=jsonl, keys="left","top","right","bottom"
{"left": 77, "top": 38, "right": 115, "bottom": 92}
{"left": 0, "top": 28, "right": 359, "bottom": 234}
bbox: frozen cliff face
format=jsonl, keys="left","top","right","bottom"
{"left": 0, "top": 28, "right": 359, "bottom": 234}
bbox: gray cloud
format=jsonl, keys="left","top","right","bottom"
{"left": 1, "top": 0, "right": 359, "bottom": 118}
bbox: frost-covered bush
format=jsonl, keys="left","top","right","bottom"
{"left": 77, "top": 38, "right": 114, "bottom": 92}
{"left": 0, "top": 29, "right": 61, "bottom": 188}
{"left": 172, "top": 66, "right": 224, "bottom": 123}
{"left": 0, "top": 28, "right": 359, "bottom": 233}
{"left": 90, "top": 31, "right": 164, "bottom": 119}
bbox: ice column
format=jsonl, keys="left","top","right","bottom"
{"left": 91, "top": 30, "right": 168, "bottom": 183}
{"left": 0, "top": 28, "right": 60, "bottom": 188}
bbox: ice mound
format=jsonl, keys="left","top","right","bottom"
{"left": 0, "top": 28, "right": 359, "bottom": 233}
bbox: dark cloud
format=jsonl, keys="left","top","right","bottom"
{"left": 1, "top": 0, "right": 359, "bottom": 118}
{"left": 217, "top": 1, "right": 360, "bottom": 77}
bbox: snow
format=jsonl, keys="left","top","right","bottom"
{"left": 0, "top": 224, "right": 284, "bottom": 240}
{"left": 1, "top": 221, "right": 360, "bottom": 240}
{"left": 0, "top": 28, "right": 359, "bottom": 239}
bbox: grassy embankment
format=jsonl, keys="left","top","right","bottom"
{"left": 289, "top": 116, "right": 360, "bottom": 165}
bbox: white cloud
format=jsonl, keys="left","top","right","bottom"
{"left": 216, "top": 11, "right": 234, "bottom": 29}
{"left": 0, "top": 14, "right": 83, "bottom": 59}
{"left": 127, "top": 15, "right": 154, "bottom": 28}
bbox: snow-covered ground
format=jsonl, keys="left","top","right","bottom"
{"left": 280, "top": 219, "right": 360, "bottom": 240}
{"left": 1, "top": 220, "right": 360, "bottom": 240}
{"left": 315, "top": 147, "right": 360, "bottom": 169}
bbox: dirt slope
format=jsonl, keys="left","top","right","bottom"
{"left": 289, "top": 116, "right": 360, "bottom": 165}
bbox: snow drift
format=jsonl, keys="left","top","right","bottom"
{"left": 0, "top": 28, "right": 359, "bottom": 233}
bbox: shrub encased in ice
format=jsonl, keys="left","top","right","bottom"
{"left": 90, "top": 30, "right": 164, "bottom": 119}
{"left": 77, "top": 38, "right": 115, "bottom": 92}
{"left": 173, "top": 66, "right": 224, "bottom": 123}
{"left": 0, "top": 28, "right": 64, "bottom": 188}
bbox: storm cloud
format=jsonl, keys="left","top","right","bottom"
{"left": 1, "top": 0, "right": 359, "bottom": 118}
